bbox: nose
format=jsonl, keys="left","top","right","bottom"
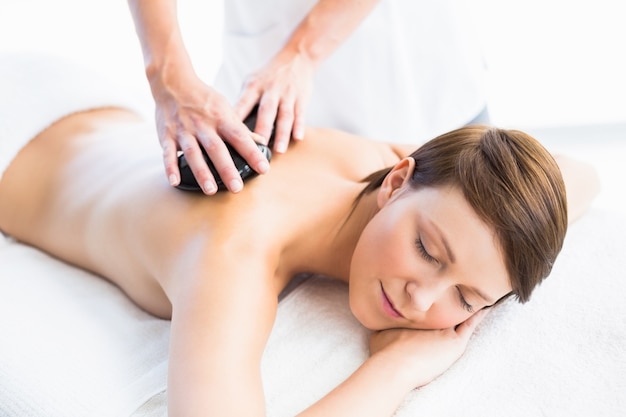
{"left": 405, "top": 280, "right": 445, "bottom": 312}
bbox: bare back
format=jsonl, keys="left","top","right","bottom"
{"left": 0, "top": 108, "right": 403, "bottom": 317}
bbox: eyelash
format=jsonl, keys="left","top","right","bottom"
{"left": 415, "top": 237, "right": 437, "bottom": 263}
{"left": 457, "top": 287, "right": 474, "bottom": 313}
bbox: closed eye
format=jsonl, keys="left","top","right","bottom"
{"left": 415, "top": 237, "right": 438, "bottom": 264}
{"left": 456, "top": 287, "right": 474, "bottom": 313}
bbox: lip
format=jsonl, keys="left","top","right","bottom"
{"left": 380, "top": 283, "right": 404, "bottom": 319}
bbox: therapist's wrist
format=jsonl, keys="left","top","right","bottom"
{"left": 145, "top": 53, "right": 197, "bottom": 100}
{"left": 275, "top": 45, "right": 321, "bottom": 74}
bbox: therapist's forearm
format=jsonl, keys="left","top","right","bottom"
{"left": 281, "top": 0, "right": 381, "bottom": 67}
{"left": 127, "top": 0, "right": 195, "bottom": 85}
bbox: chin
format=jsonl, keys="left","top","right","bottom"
{"left": 348, "top": 293, "right": 384, "bottom": 331}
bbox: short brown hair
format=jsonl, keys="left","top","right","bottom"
{"left": 358, "top": 126, "right": 568, "bottom": 302}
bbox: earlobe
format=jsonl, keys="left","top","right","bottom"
{"left": 376, "top": 157, "right": 416, "bottom": 208}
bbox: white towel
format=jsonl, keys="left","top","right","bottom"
{"left": 0, "top": 52, "right": 142, "bottom": 182}
{"left": 0, "top": 241, "right": 170, "bottom": 417}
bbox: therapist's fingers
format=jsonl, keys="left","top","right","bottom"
{"left": 217, "top": 117, "right": 271, "bottom": 174}
{"left": 155, "top": 106, "right": 183, "bottom": 187}
{"left": 235, "top": 78, "right": 273, "bottom": 148}
{"left": 292, "top": 99, "right": 306, "bottom": 141}
{"left": 236, "top": 59, "right": 312, "bottom": 151}
{"left": 160, "top": 134, "right": 181, "bottom": 187}
{"left": 178, "top": 132, "right": 219, "bottom": 195}
{"left": 199, "top": 132, "right": 246, "bottom": 194}
{"left": 234, "top": 90, "right": 262, "bottom": 130}
{"left": 187, "top": 97, "right": 270, "bottom": 193}
{"left": 273, "top": 101, "right": 295, "bottom": 153}
{"left": 256, "top": 96, "right": 280, "bottom": 148}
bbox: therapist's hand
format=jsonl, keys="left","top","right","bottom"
{"left": 151, "top": 69, "right": 270, "bottom": 195}
{"left": 234, "top": 51, "right": 315, "bottom": 154}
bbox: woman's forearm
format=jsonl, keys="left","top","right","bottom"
{"left": 280, "top": 0, "right": 381, "bottom": 68}
{"left": 297, "top": 353, "right": 415, "bottom": 417}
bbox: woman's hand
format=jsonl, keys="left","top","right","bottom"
{"left": 234, "top": 51, "right": 315, "bottom": 154}
{"left": 151, "top": 68, "right": 270, "bottom": 195}
{"left": 369, "top": 308, "right": 490, "bottom": 389}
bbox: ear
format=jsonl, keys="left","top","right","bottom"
{"left": 376, "top": 157, "right": 416, "bottom": 208}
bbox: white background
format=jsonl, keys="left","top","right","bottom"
{"left": 472, "top": 0, "right": 626, "bottom": 128}
{"left": 1, "top": 0, "right": 625, "bottom": 129}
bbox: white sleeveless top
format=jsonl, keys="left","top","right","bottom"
{"left": 215, "top": 0, "right": 487, "bottom": 144}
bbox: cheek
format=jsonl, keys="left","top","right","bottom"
{"left": 352, "top": 220, "right": 406, "bottom": 277}
{"left": 349, "top": 220, "right": 387, "bottom": 283}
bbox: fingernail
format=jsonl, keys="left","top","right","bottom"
{"left": 203, "top": 181, "right": 216, "bottom": 194}
{"left": 229, "top": 179, "right": 243, "bottom": 193}
{"left": 257, "top": 160, "right": 270, "bottom": 173}
{"left": 277, "top": 143, "right": 288, "bottom": 153}
{"left": 294, "top": 127, "right": 304, "bottom": 140}
{"left": 169, "top": 174, "right": 178, "bottom": 186}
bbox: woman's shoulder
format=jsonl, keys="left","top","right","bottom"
{"left": 297, "top": 127, "right": 404, "bottom": 173}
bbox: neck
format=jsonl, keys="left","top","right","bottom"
{"left": 283, "top": 186, "right": 379, "bottom": 283}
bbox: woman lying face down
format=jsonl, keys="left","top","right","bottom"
{"left": 0, "top": 108, "right": 594, "bottom": 417}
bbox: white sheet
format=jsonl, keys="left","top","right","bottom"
{"left": 2, "top": 207, "right": 625, "bottom": 417}
{"left": 0, "top": 236, "right": 169, "bottom": 417}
